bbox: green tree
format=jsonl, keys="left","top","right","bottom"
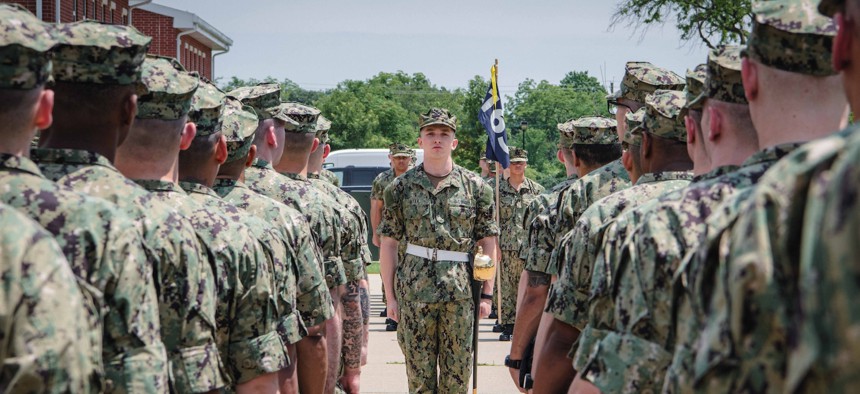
{"left": 560, "top": 71, "right": 607, "bottom": 93}
{"left": 216, "top": 76, "right": 323, "bottom": 103}
{"left": 612, "top": 0, "right": 753, "bottom": 48}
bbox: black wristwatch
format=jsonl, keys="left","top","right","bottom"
{"left": 480, "top": 293, "right": 493, "bottom": 300}
{"left": 505, "top": 355, "right": 522, "bottom": 369}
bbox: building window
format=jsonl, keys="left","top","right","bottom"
{"left": 110, "top": 2, "right": 115, "bottom": 24}
{"left": 122, "top": 8, "right": 127, "bottom": 25}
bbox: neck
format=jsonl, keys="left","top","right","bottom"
{"left": 179, "top": 166, "right": 218, "bottom": 187}
{"left": 0, "top": 140, "right": 31, "bottom": 158}
{"left": 708, "top": 136, "right": 757, "bottom": 171}
{"left": 40, "top": 128, "right": 119, "bottom": 162}
{"left": 274, "top": 158, "right": 307, "bottom": 176}
{"left": 423, "top": 157, "right": 454, "bottom": 177}
{"left": 754, "top": 103, "right": 849, "bottom": 149}
{"left": 394, "top": 167, "right": 408, "bottom": 177}
{"left": 116, "top": 155, "right": 179, "bottom": 183}
{"left": 509, "top": 173, "right": 525, "bottom": 186}
{"left": 648, "top": 159, "right": 692, "bottom": 174}
{"left": 308, "top": 163, "right": 322, "bottom": 175}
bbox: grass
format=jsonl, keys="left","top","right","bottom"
{"left": 367, "top": 261, "right": 380, "bottom": 275}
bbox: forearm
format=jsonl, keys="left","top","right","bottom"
{"left": 370, "top": 200, "right": 382, "bottom": 233}
{"left": 477, "top": 236, "right": 499, "bottom": 295}
{"left": 296, "top": 335, "right": 327, "bottom": 394}
{"left": 279, "top": 343, "right": 299, "bottom": 394}
{"left": 510, "top": 271, "right": 550, "bottom": 359}
{"left": 359, "top": 279, "right": 370, "bottom": 366}
{"left": 379, "top": 238, "right": 398, "bottom": 302}
{"left": 325, "top": 287, "right": 344, "bottom": 393}
{"left": 533, "top": 318, "right": 580, "bottom": 394}
{"left": 236, "top": 371, "right": 279, "bottom": 394}
{"left": 341, "top": 281, "right": 363, "bottom": 371}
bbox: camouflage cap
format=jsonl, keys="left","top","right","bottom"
{"left": 509, "top": 146, "right": 528, "bottom": 163}
{"left": 419, "top": 108, "right": 457, "bottom": 132}
{"left": 641, "top": 90, "right": 687, "bottom": 142}
{"left": 572, "top": 117, "right": 618, "bottom": 145}
{"left": 0, "top": 4, "right": 56, "bottom": 89}
{"left": 681, "top": 64, "right": 708, "bottom": 116}
{"left": 228, "top": 83, "right": 281, "bottom": 119}
{"left": 135, "top": 55, "right": 199, "bottom": 120}
{"left": 189, "top": 78, "right": 227, "bottom": 135}
{"left": 818, "top": 0, "right": 843, "bottom": 16}
{"left": 315, "top": 115, "right": 331, "bottom": 144}
{"left": 690, "top": 45, "right": 747, "bottom": 110}
{"left": 746, "top": 0, "right": 837, "bottom": 76}
{"left": 273, "top": 102, "right": 320, "bottom": 133}
{"left": 218, "top": 97, "right": 258, "bottom": 162}
{"left": 620, "top": 62, "right": 686, "bottom": 103}
{"left": 626, "top": 107, "right": 646, "bottom": 134}
{"left": 389, "top": 143, "right": 414, "bottom": 158}
{"left": 487, "top": 159, "right": 497, "bottom": 172}
{"left": 479, "top": 154, "right": 487, "bottom": 161}
{"left": 52, "top": 20, "right": 151, "bottom": 85}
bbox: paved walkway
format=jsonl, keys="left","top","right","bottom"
{"left": 361, "top": 274, "right": 519, "bottom": 393}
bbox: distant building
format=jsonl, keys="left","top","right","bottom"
{"left": 1, "top": 0, "right": 232, "bottom": 80}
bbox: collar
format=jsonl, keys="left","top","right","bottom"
{"left": 742, "top": 142, "right": 805, "bottom": 168}
{"left": 179, "top": 181, "right": 219, "bottom": 198}
{"left": 635, "top": 170, "right": 694, "bottom": 186}
{"left": 281, "top": 171, "right": 308, "bottom": 182}
{"left": 415, "top": 163, "right": 462, "bottom": 193}
{"left": 0, "top": 153, "right": 44, "bottom": 177}
{"left": 252, "top": 158, "right": 272, "bottom": 169}
{"left": 134, "top": 179, "right": 185, "bottom": 194}
{"left": 31, "top": 148, "right": 117, "bottom": 170}
{"left": 692, "top": 165, "right": 739, "bottom": 183}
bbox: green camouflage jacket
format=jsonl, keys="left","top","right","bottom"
{"left": 30, "top": 148, "right": 224, "bottom": 393}
{"left": 378, "top": 164, "right": 500, "bottom": 303}
{"left": 490, "top": 177, "right": 544, "bottom": 251}
{"left": 573, "top": 165, "right": 740, "bottom": 393}
{"left": 137, "top": 180, "right": 287, "bottom": 386}
{"left": 0, "top": 154, "right": 166, "bottom": 391}
{"left": 310, "top": 177, "right": 372, "bottom": 280}
{"left": 319, "top": 168, "right": 340, "bottom": 187}
{"left": 519, "top": 175, "right": 578, "bottom": 272}
{"left": 665, "top": 142, "right": 805, "bottom": 393}
{"left": 548, "top": 159, "right": 631, "bottom": 275}
{"left": 180, "top": 181, "right": 305, "bottom": 345}
{"left": 213, "top": 178, "right": 333, "bottom": 330}
{"left": 245, "top": 159, "right": 349, "bottom": 289}
{"left": 0, "top": 204, "right": 95, "bottom": 393}
{"left": 546, "top": 171, "right": 693, "bottom": 332}
{"left": 371, "top": 169, "right": 396, "bottom": 201}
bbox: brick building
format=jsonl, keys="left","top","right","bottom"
{"left": 2, "top": 0, "right": 232, "bottom": 80}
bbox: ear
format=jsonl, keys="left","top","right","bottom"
{"left": 33, "top": 89, "right": 54, "bottom": 130}
{"left": 244, "top": 145, "right": 257, "bottom": 169}
{"left": 621, "top": 150, "right": 633, "bottom": 173}
{"left": 834, "top": 13, "right": 852, "bottom": 72}
{"left": 707, "top": 106, "right": 722, "bottom": 142}
{"left": 265, "top": 125, "right": 277, "bottom": 148}
{"left": 323, "top": 144, "right": 331, "bottom": 158}
{"left": 179, "top": 122, "right": 197, "bottom": 150}
{"left": 741, "top": 58, "right": 759, "bottom": 103}
{"left": 416, "top": 136, "right": 424, "bottom": 149}
{"left": 684, "top": 115, "right": 697, "bottom": 146}
{"left": 311, "top": 138, "right": 320, "bottom": 153}
{"left": 573, "top": 152, "right": 583, "bottom": 169}
{"left": 121, "top": 93, "right": 138, "bottom": 128}
{"left": 556, "top": 149, "right": 565, "bottom": 163}
{"left": 451, "top": 137, "right": 459, "bottom": 150}
{"left": 641, "top": 133, "right": 653, "bottom": 160}
{"left": 214, "top": 135, "right": 228, "bottom": 165}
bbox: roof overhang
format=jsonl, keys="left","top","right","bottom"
{"left": 134, "top": 2, "right": 233, "bottom": 51}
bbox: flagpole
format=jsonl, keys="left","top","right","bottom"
{"left": 493, "top": 59, "right": 503, "bottom": 344}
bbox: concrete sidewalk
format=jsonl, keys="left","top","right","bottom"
{"left": 360, "top": 274, "right": 520, "bottom": 393}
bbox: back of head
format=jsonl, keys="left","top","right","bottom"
{"left": 698, "top": 45, "right": 759, "bottom": 155}
{"left": 217, "top": 97, "right": 259, "bottom": 177}
{"left": 0, "top": 4, "right": 55, "bottom": 142}
{"left": 181, "top": 78, "right": 227, "bottom": 169}
{"left": 275, "top": 102, "right": 322, "bottom": 163}
{"left": 558, "top": 117, "right": 622, "bottom": 170}
{"left": 640, "top": 90, "right": 693, "bottom": 170}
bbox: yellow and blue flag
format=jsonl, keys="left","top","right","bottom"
{"left": 479, "top": 64, "right": 509, "bottom": 169}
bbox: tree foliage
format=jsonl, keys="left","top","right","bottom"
{"left": 612, "top": 0, "right": 753, "bottom": 48}
{"left": 218, "top": 70, "right": 608, "bottom": 183}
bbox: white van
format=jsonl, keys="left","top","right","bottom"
{"left": 323, "top": 148, "right": 424, "bottom": 169}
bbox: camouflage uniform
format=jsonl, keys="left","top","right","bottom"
{"left": 546, "top": 116, "right": 632, "bottom": 276}
{"left": 0, "top": 203, "right": 95, "bottom": 393}
{"left": 35, "top": 21, "right": 224, "bottom": 393}
{"left": 665, "top": 4, "right": 839, "bottom": 392}
{"left": 491, "top": 147, "right": 544, "bottom": 326}
{"left": 0, "top": 7, "right": 166, "bottom": 392}
{"left": 378, "top": 108, "right": 500, "bottom": 393}
{"left": 213, "top": 98, "right": 333, "bottom": 333}
{"left": 320, "top": 168, "right": 341, "bottom": 187}
{"left": 547, "top": 90, "right": 693, "bottom": 335}
{"left": 574, "top": 53, "right": 747, "bottom": 392}
{"left": 132, "top": 57, "right": 288, "bottom": 385}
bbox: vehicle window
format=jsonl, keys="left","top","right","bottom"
{"left": 351, "top": 168, "right": 385, "bottom": 186}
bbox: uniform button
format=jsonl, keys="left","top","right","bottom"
{"left": 325, "top": 274, "right": 333, "bottom": 281}
{"left": 312, "top": 309, "right": 320, "bottom": 317}
{"left": 437, "top": 216, "right": 444, "bottom": 223}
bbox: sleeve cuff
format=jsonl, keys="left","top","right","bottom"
{"left": 297, "top": 283, "right": 335, "bottom": 328}
{"left": 278, "top": 310, "right": 307, "bottom": 344}
{"left": 168, "top": 342, "right": 228, "bottom": 393}
{"left": 228, "top": 331, "right": 290, "bottom": 384}
{"left": 104, "top": 342, "right": 168, "bottom": 393}
{"left": 580, "top": 332, "right": 672, "bottom": 394}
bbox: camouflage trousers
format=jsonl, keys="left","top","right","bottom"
{"left": 397, "top": 299, "right": 474, "bottom": 393}
{"left": 500, "top": 250, "right": 525, "bottom": 325}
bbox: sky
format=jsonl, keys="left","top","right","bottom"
{"left": 156, "top": 0, "right": 710, "bottom": 95}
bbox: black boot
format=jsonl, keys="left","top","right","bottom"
{"left": 488, "top": 305, "right": 498, "bottom": 319}
{"left": 379, "top": 308, "right": 387, "bottom": 318}
{"left": 492, "top": 321, "right": 504, "bottom": 333}
{"left": 499, "top": 324, "right": 514, "bottom": 341}
{"left": 385, "top": 320, "right": 398, "bottom": 332}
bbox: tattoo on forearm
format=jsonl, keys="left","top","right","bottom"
{"left": 527, "top": 271, "right": 551, "bottom": 288}
{"left": 341, "top": 281, "right": 363, "bottom": 369}
{"left": 359, "top": 287, "right": 370, "bottom": 326}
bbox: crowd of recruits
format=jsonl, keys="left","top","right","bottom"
{"left": 0, "top": 4, "right": 374, "bottom": 394}
{"left": 498, "top": 0, "right": 860, "bottom": 393}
